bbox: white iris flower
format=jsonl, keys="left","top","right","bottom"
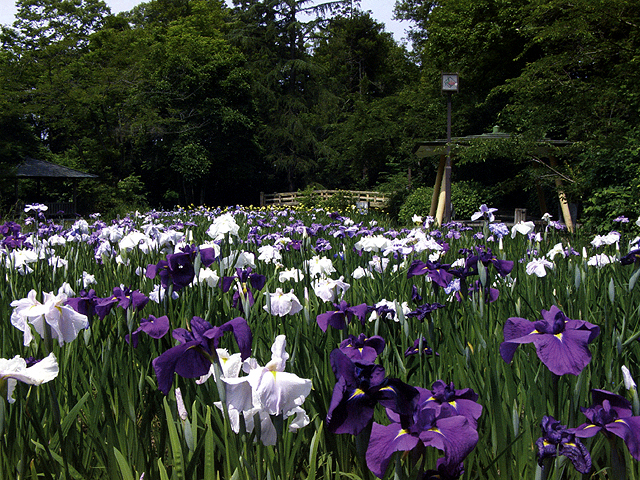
{"left": 0, "top": 353, "right": 59, "bottom": 404}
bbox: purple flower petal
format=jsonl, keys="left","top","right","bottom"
{"left": 203, "top": 316, "right": 252, "bottom": 360}
{"left": 500, "top": 307, "right": 599, "bottom": 376}
{"left": 139, "top": 315, "right": 170, "bottom": 339}
{"left": 316, "top": 310, "right": 346, "bottom": 332}
{"left": 418, "top": 413, "right": 478, "bottom": 469}
{"left": 153, "top": 341, "right": 202, "bottom": 395}
{"left": 366, "top": 422, "right": 420, "bottom": 478}
{"left": 604, "top": 417, "right": 640, "bottom": 460}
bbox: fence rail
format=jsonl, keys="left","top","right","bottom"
{"left": 18, "top": 201, "right": 76, "bottom": 216}
{"left": 260, "top": 190, "right": 388, "bottom": 208}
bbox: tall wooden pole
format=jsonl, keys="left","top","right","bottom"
{"left": 550, "top": 155, "right": 574, "bottom": 232}
{"left": 444, "top": 92, "right": 452, "bottom": 223}
{"left": 430, "top": 155, "right": 446, "bottom": 218}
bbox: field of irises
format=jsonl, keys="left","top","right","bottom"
{"left": 2, "top": 203, "right": 640, "bottom": 480}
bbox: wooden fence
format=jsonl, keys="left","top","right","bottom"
{"left": 18, "top": 201, "right": 76, "bottom": 216}
{"left": 260, "top": 190, "right": 389, "bottom": 208}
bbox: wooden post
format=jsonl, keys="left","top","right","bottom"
{"left": 549, "top": 156, "right": 574, "bottom": 232}
{"left": 259, "top": 192, "right": 265, "bottom": 207}
{"left": 514, "top": 208, "right": 527, "bottom": 224}
{"left": 430, "top": 154, "right": 446, "bottom": 218}
{"left": 435, "top": 178, "right": 446, "bottom": 226}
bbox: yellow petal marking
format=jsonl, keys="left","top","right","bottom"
{"left": 349, "top": 388, "right": 365, "bottom": 400}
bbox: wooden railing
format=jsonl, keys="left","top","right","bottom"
{"left": 260, "top": 190, "right": 388, "bottom": 208}
{"left": 19, "top": 202, "right": 76, "bottom": 216}
{"left": 44, "top": 202, "right": 76, "bottom": 215}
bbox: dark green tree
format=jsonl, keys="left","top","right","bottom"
{"left": 494, "top": 0, "right": 640, "bottom": 225}
{"left": 395, "top": 0, "right": 531, "bottom": 136}
{"left": 1, "top": 0, "right": 121, "bottom": 212}
{"left": 310, "top": 10, "right": 422, "bottom": 190}
{"left": 118, "top": 0, "right": 257, "bottom": 207}
{"left": 1, "top": 0, "right": 259, "bottom": 212}
{"left": 229, "top": 0, "right": 352, "bottom": 191}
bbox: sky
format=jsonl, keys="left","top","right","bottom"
{"left": 0, "top": 0, "right": 412, "bottom": 46}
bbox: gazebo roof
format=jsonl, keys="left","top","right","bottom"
{"left": 15, "top": 157, "right": 99, "bottom": 179}
{"left": 413, "top": 127, "right": 573, "bottom": 158}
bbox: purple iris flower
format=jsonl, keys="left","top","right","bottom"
{"left": 536, "top": 415, "right": 591, "bottom": 474}
{"left": 411, "top": 285, "right": 423, "bottom": 303}
{"left": 221, "top": 267, "right": 266, "bottom": 312}
{"left": 500, "top": 306, "right": 600, "bottom": 376}
{"left": 284, "top": 239, "right": 302, "bottom": 251}
{"left": 404, "top": 338, "right": 437, "bottom": 357}
{"left": 152, "top": 316, "right": 252, "bottom": 395}
{"left": 257, "top": 219, "right": 274, "bottom": 228}
{"left": 0, "top": 221, "right": 22, "bottom": 237}
{"left": 316, "top": 301, "right": 370, "bottom": 331}
{"left": 95, "top": 286, "right": 149, "bottom": 320}
{"left": 471, "top": 204, "right": 498, "bottom": 222}
{"left": 621, "top": 249, "right": 640, "bottom": 266}
{"left": 199, "top": 247, "right": 218, "bottom": 267}
{"left": 65, "top": 289, "right": 98, "bottom": 322}
{"left": 126, "top": 315, "right": 171, "bottom": 348}
{"left": 315, "top": 238, "right": 332, "bottom": 252}
{"left": 94, "top": 296, "right": 118, "bottom": 320}
{"left": 455, "top": 280, "right": 499, "bottom": 303}
{"left": 420, "top": 381, "right": 482, "bottom": 428}
{"left": 407, "top": 260, "right": 453, "bottom": 288}
{"left": 147, "top": 247, "right": 196, "bottom": 291}
{"left": 373, "top": 302, "right": 397, "bottom": 321}
{"left": 326, "top": 349, "right": 418, "bottom": 436}
{"left": 2, "top": 233, "right": 32, "bottom": 250}
{"left": 338, "top": 334, "right": 385, "bottom": 363}
{"left": 574, "top": 389, "right": 640, "bottom": 460}
{"left": 366, "top": 400, "right": 478, "bottom": 479}
{"left": 326, "top": 349, "right": 387, "bottom": 435}
{"left": 422, "top": 459, "right": 466, "bottom": 480}
{"left": 406, "top": 302, "right": 445, "bottom": 321}
{"left": 449, "top": 263, "right": 476, "bottom": 282}
{"left": 488, "top": 222, "right": 509, "bottom": 239}
{"left": 465, "top": 246, "right": 513, "bottom": 277}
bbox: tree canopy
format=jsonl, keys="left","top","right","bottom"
{"left": 1, "top": 0, "right": 639, "bottom": 226}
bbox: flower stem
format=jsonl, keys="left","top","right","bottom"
{"left": 609, "top": 435, "right": 627, "bottom": 480}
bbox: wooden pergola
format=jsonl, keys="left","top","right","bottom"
{"left": 413, "top": 128, "right": 575, "bottom": 231}
{"left": 14, "top": 157, "right": 99, "bottom": 216}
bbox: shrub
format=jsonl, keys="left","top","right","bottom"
{"left": 322, "top": 190, "right": 356, "bottom": 211}
{"left": 451, "top": 180, "right": 485, "bottom": 220}
{"left": 582, "top": 183, "right": 640, "bottom": 234}
{"left": 398, "top": 181, "right": 485, "bottom": 225}
{"left": 91, "top": 174, "right": 149, "bottom": 218}
{"left": 398, "top": 187, "right": 434, "bottom": 225}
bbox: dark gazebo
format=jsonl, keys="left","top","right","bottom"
{"left": 14, "top": 157, "right": 99, "bottom": 216}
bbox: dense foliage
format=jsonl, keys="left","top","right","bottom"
{"left": 1, "top": 0, "right": 640, "bottom": 226}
